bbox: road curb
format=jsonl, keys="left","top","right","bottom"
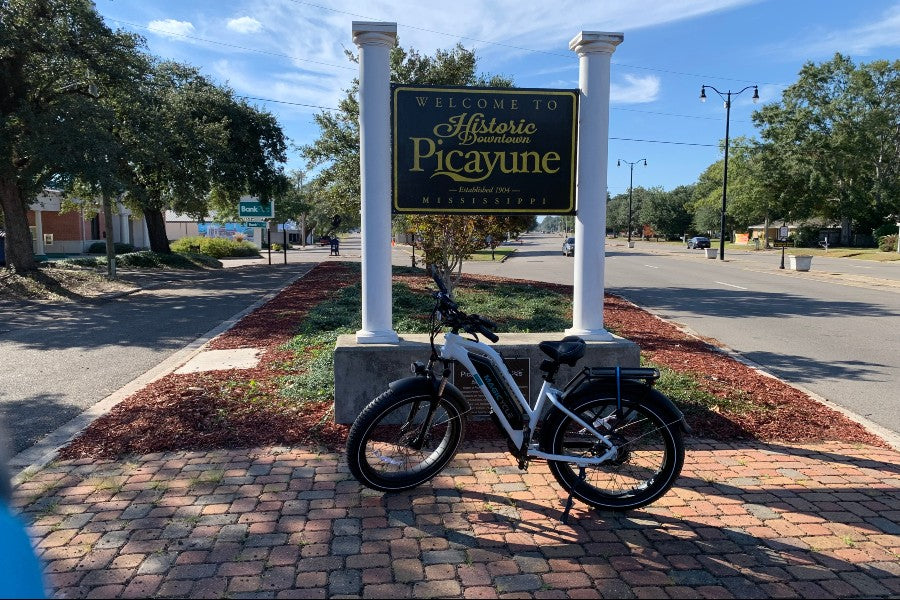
{"left": 613, "top": 293, "right": 900, "bottom": 452}
{"left": 10, "top": 265, "right": 315, "bottom": 485}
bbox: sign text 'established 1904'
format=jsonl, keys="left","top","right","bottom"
{"left": 392, "top": 85, "right": 578, "bottom": 215}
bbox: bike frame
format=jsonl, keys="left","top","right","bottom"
{"left": 439, "top": 332, "right": 621, "bottom": 467}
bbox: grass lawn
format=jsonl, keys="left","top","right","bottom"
{"left": 467, "top": 247, "right": 517, "bottom": 261}
{"left": 786, "top": 247, "right": 900, "bottom": 261}
{"left": 651, "top": 239, "right": 900, "bottom": 261}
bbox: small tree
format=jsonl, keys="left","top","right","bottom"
{"left": 408, "top": 215, "right": 532, "bottom": 297}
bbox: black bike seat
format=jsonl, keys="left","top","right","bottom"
{"left": 538, "top": 335, "right": 586, "bottom": 366}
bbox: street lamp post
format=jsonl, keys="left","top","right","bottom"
{"left": 617, "top": 158, "right": 646, "bottom": 243}
{"left": 700, "top": 84, "right": 759, "bottom": 260}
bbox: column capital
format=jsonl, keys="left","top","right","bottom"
{"left": 352, "top": 22, "right": 397, "bottom": 48}
{"left": 569, "top": 31, "right": 623, "bottom": 56}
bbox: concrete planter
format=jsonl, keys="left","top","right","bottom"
{"left": 704, "top": 247, "right": 717, "bottom": 259}
{"left": 333, "top": 333, "right": 640, "bottom": 423}
{"left": 789, "top": 254, "right": 813, "bottom": 271}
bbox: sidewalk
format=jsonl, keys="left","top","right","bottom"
{"left": 13, "top": 439, "right": 900, "bottom": 598}
{"left": 10, "top": 251, "right": 900, "bottom": 598}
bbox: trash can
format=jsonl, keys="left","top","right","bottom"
{"left": 329, "top": 238, "right": 340, "bottom": 256}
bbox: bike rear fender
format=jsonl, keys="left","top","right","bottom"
{"left": 559, "top": 379, "right": 691, "bottom": 433}
{"left": 388, "top": 375, "right": 471, "bottom": 414}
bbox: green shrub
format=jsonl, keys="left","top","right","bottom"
{"left": 262, "top": 242, "right": 291, "bottom": 250}
{"left": 793, "top": 225, "right": 820, "bottom": 248}
{"left": 58, "top": 251, "right": 222, "bottom": 270}
{"left": 87, "top": 241, "right": 135, "bottom": 254}
{"left": 879, "top": 234, "right": 898, "bottom": 252}
{"left": 170, "top": 236, "right": 259, "bottom": 258}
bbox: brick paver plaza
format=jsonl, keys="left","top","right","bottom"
{"left": 13, "top": 438, "right": 900, "bottom": 598}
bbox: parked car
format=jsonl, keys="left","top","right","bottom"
{"left": 687, "top": 236, "right": 710, "bottom": 249}
{"left": 562, "top": 237, "right": 575, "bottom": 256}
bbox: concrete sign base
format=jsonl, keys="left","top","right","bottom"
{"left": 333, "top": 333, "right": 639, "bottom": 423}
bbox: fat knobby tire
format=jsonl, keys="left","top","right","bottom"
{"left": 346, "top": 388, "right": 466, "bottom": 493}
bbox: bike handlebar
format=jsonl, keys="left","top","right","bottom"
{"left": 469, "top": 317, "right": 499, "bottom": 343}
{"left": 429, "top": 267, "right": 499, "bottom": 343}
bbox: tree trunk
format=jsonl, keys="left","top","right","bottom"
{"left": 103, "top": 193, "right": 117, "bottom": 279}
{"left": 841, "top": 216, "right": 851, "bottom": 246}
{"left": 142, "top": 208, "right": 171, "bottom": 253}
{"left": 0, "top": 175, "right": 38, "bottom": 272}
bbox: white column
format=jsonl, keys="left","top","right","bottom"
{"left": 34, "top": 209, "right": 45, "bottom": 256}
{"left": 120, "top": 209, "right": 130, "bottom": 245}
{"left": 565, "top": 31, "right": 623, "bottom": 341}
{"left": 354, "top": 22, "right": 399, "bottom": 344}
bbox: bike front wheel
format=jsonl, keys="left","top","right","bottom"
{"left": 546, "top": 395, "right": 684, "bottom": 511}
{"left": 346, "top": 389, "right": 466, "bottom": 492}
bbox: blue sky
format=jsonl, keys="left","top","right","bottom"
{"left": 94, "top": 0, "right": 900, "bottom": 199}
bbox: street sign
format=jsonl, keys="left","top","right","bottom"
{"left": 778, "top": 225, "right": 789, "bottom": 241}
{"left": 242, "top": 221, "right": 268, "bottom": 227}
{"left": 238, "top": 198, "right": 275, "bottom": 219}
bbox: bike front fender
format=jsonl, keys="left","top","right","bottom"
{"left": 387, "top": 375, "right": 471, "bottom": 415}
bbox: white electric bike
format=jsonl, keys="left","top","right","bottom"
{"left": 346, "top": 269, "right": 688, "bottom": 513}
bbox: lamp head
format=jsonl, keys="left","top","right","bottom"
{"left": 699, "top": 86, "right": 707, "bottom": 102}
{"left": 616, "top": 159, "right": 621, "bottom": 167}
{"left": 752, "top": 86, "right": 760, "bottom": 104}
{"left": 642, "top": 159, "right": 647, "bottom": 166}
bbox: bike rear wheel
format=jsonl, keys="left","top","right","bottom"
{"left": 546, "top": 395, "right": 683, "bottom": 511}
{"left": 346, "top": 389, "right": 466, "bottom": 492}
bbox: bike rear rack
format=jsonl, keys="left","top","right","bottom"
{"left": 562, "top": 366, "right": 659, "bottom": 394}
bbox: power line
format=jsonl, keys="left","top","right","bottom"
{"left": 610, "top": 137, "right": 716, "bottom": 147}
{"left": 237, "top": 95, "right": 339, "bottom": 111}
{"left": 241, "top": 93, "right": 720, "bottom": 147}
{"left": 612, "top": 106, "right": 750, "bottom": 124}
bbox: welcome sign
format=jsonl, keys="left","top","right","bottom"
{"left": 392, "top": 85, "right": 578, "bottom": 214}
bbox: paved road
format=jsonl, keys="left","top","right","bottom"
{"left": 0, "top": 249, "right": 330, "bottom": 455}
{"left": 457, "top": 234, "right": 900, "bottom": 437}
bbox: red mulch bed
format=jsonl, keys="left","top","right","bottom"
{"left": 59, "top": 263, "right": 887, "bottom": 460}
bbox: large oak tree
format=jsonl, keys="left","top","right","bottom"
{"left": 753, "top": 54, "right": 900, "bottom": 244}
{"left": 0, "top": 0, "right": 143, "bottom": 271}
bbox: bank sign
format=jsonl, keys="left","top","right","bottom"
{"left": 392, "top": 85, "right": 578, "bottom": 214}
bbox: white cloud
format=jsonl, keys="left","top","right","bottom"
{"left": 227, "top": 16, "right": 264, "bottom": 34}
{"left": 774, "top": 4, "right": 900, "bottom": 59}
{"left": 211, "top": 59, "right": 343, "bottom": 114}
{"left": 611, "top": 74, "right": 660, "bottom": 104}
{"left": 147, "top": 19, "right": 195, "bottom": 39}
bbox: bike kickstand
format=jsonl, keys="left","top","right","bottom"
{"left": 560, "top": 466, "right": 587, "bottom": 525}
